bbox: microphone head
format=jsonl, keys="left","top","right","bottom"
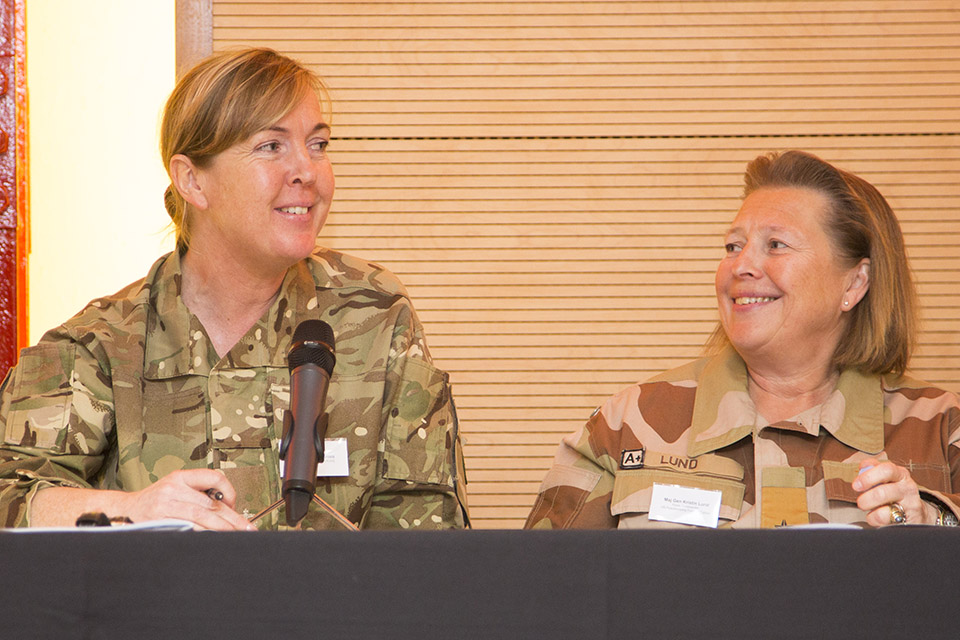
{"left": 288, "top": 320, "right": 336, "bottom": 375}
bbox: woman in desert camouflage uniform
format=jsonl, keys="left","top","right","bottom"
{"left": 527, "top": 150, "right": 959, "bottom": 530}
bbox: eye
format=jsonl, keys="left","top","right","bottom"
{"left": 724, "top": 242, "right": 741, "bottom": 253}
{"left": 769, "top": 239, "right": 788, "bottom": 250}
{"left": 309, "top": 139, "right": 329, "bottom": 154}
{"left": 256, "top": 141, "right": 281, "bottom": 153}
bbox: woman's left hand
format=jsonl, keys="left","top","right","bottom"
{"left": 853, "top": 457, "right": 939, "bottom": 526}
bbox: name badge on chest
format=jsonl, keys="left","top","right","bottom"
{"left": 648, "top": 483, "right": 722, "bottom": 528}
{"left": 279, "top": 437, "right": 350, "bottom": 478}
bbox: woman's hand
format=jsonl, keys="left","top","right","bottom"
{"left": 853, "top": 458, "right": 939, "bottom": 526}
{"left": 116, "top": 469, "right": 256, "bottom": 531}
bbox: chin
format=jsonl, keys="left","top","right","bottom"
{"left": 725, "top": 330, "right": 769, "bottom": 356}
{"left": 280, "top": 237, "right": 319, "bottom": 260}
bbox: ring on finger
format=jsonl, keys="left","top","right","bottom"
{"left": 889, "top": 502, "right": 906, "bottom": 525}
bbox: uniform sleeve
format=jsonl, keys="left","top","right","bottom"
{"left": 919, "top": 404, "right": 960, "bottom": 522}
{"left": 364, "top": 303, "right": 469, "bottom": 529}
{"left": 0, "top": 336, "right": 115, "bottom": 527}
{"left": 524, "top": 410, "right": 619, "bottom": 529}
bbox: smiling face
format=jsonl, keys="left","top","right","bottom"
{"left": 715, "top": 186, "right": 868, "bottom": 372}
{"left": 186, "top": 92, "right": 334, "bottom": 275}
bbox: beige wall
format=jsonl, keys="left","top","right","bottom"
{"left": 24, "top": 1, "right": 960, "bottom": 529}
{"left": 26, "top": 0, "right": 176, "bottom": 342}
{"left": 212, "top": 0, "right": 960, "bottom": 527}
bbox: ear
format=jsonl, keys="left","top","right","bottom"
{"left": 169, "top": 154, "right": 209, "bottom": 211}
{"left": 841, "top": 258, "right": 870, "bottom": 312}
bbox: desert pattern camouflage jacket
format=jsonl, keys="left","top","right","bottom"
{"left": 526, "top": 346, "right": 960, "bottom": 529}
{"left": 0, "top": 248, "right": 468, "bottom": 529}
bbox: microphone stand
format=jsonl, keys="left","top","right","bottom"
{"left": 251, "top": 410, "right": 358, "bottom": 531}
{"left": 248, "top": 494, "right": 359, "bottom": 531}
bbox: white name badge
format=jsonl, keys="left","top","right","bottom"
{"left": 648, "top": 483, "right": 722, "bottom": 528}
{"left": 279, "top": 437, "right": 350, "bottom": 478}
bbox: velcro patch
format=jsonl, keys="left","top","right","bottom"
{"left": 620, "top": 448, "right": 646, "bottom": 469}
{"left": 644, "top": 451, "right": 745, "bottom": 480}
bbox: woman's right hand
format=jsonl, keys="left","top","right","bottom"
{"left": 30, "top": 469, "right": 257, "bottom": 530}
{"left": 117, "top": 469, "right": 256, "bottom": 531}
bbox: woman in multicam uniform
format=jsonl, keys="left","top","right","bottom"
{"left": 526, "top": 150, "right": 960, "bottom": 530}
{"left": 0, "top": 48, "right": 468, "bottom": 530}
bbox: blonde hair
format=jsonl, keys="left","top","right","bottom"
{"left": 160, "top": 48, "right": 328, "bottom": 253}
{"left": 709, "top": 150, "right": 917, "bottom": 376}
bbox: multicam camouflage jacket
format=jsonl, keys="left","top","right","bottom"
{"left": 526, "top": 346, "right": 960, "bottom": 529}
{"left": 0, "top": 248, "right": 468, "bottom": 529}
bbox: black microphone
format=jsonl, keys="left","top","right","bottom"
{"left": 279, "top": 320, "right": 336, "bottom": 526}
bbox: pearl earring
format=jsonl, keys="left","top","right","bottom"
{"left": 843, "top": 300, "right": 849, "bottom": 307}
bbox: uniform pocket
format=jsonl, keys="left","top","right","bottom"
{"left": 212, "top": 385, "right": 272, "bottom": 452}
{"left": 220, "top": 464, "right": 270, "bottom": 519}
{"left": 4, "top": 343, "right": 75, "bottom": 451}
{"left": 206, "top": 380, "right": 278, "bottom": 517}
{"left": 140, "top": 382, "right": 207, "bottom": 477}
{"left": 206, "top": 380, "right": 275, "bottom": 467}
{"left": 822, "top": 458, "right": 951, "bottom": 503}
{"left": 894, "top": 461, "right": 950, "bottom": 494}
{"left": 821, "top": 461, "right": 861, "bottom": 504}
{"left": 382, "top": 358, "right": 452, "bottom": 486}
{"left": 611, "top": 465, "right": 746, "bottom": 524}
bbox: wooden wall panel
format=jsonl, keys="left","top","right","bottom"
{"left": 208, "top": 0, "right": 960, "bottom": 528}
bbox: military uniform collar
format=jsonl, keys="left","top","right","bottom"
{"left": 687, "top": 346, "right": 884, "bottom": 457}
{"left": 143, "top": 250, "right": 322, "bottom": 379}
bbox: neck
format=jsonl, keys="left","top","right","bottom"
{"left": 743, "top": 357, "right": 841, "bottom": 425}
{"left": 180, "top": 247, "right": 287, "bottom": 357}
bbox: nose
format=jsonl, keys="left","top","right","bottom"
{"left": 289, "top": 144, "right": 318, "bottom": 186}
{"left": 731, "top": 242, "right": 762, "bottom": 279}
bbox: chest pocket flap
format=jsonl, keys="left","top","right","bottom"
{"left": 611, "top": 452, "right": 746, "bottom": 522}
{"left": 821, "top": 461, "right": 861, "bottom": 504}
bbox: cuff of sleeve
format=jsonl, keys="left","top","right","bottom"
{"left": 15, "top": 469, "right": 85, "bottom": 528}
{"left": 919, "top": 489, "right": 960, "bottom": 525}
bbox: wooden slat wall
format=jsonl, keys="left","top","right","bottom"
{"left": 211, "top": 1, "right": 960, "bottom": 528}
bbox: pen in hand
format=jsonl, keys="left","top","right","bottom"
{"left": 205, "top": 488, "right": 224, "bottom": 502}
